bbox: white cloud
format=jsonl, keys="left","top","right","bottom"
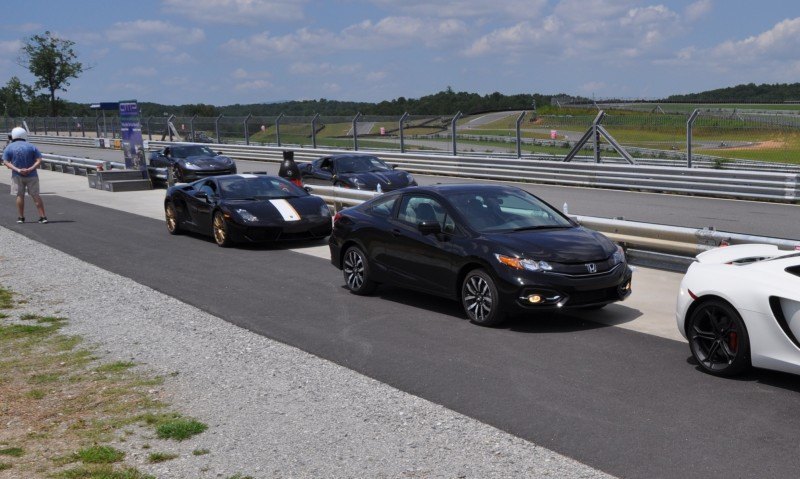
{"left": 685, "top": 0, "right": 713, "bottom": 22}
{"left": 655, "top": 17, "right": 800, "bottom": 82}
{"left": 235, "top": 79, "right": 274, "bottom": 90}
{"left": 162, "top": 0, "right": 305, "bottom": 24}
{"left": 289, "top": 62, "right": 361, "bottom": 75}
{"left": 231, "top": 68, "right": 272, "bottom": 79}
{"left": 106, "top": 20, "right": 205, "bottom": 47}
{"left": 368, "top": 0, "right": 547, "bottom": 20}
{"left": 323, "top": 83, "right": 341, "bottom": 93}
{"left": 464, "top": 1, "right": 681, "bottom": 59}
{"left": 130, "top": 66, "right": 158, "bottom": 77}
{"left": 0, "top": 40, "right": 22, "bottom": 55}
{"left": 14, "top": 23, "right": 44, "bottom": 33}
{"left": 222, "top": 16, "right": 468, "bottom": 57}
{"left": 366, "top": 71, "right": 387, "bottom": 82}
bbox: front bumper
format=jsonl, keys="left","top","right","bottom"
{"left": 494, "top": 263, "right": 633, "bottom": 312}
{"left": 226, "top": 217, "right": 332, "bottom": 243}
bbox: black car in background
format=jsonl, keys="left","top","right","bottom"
{"left": 330, "top": 184, "right": 632, "bottom": 326}
{"left": 165, "top": 174, "right": 332, "bottom": 247}
{"left": 299, "top": 154, "right": 417, "bottom": 191}
{"left": 149, "top": 144, "right": 237, "bottom": 183}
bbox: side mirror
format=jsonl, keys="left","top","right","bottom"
{"left": 304, "top": 186, "right": 313, "bottom": 193}
{"left": 195, "top": 191, "right": 209, "bottom": 201}
{"left": 390, "top": 164, "right": 398, "bottom": 169}
{"left": 418, "top": 221, "right": 441, "bottom": 236}
{"left": 217, "top": 151, "right": 223, "bottom": 155}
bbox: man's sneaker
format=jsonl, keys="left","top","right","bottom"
{"left": 38, "top": 217, "right": 48, "bottom": 224}
{"left": 16, "top": 217, "right": 24, "bottom": 224}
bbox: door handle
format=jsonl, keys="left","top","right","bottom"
{"left": 392, "top": 229, "right": 402, "bottom": 237}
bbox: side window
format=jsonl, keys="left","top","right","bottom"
{"left": 397, "top": 195, "right": 456, "bottom": 233}
{"left": 197, "top": 180, "right": 217, "bottom": 197}
{"left": 367, "top": 195, "right": 397, "bottom": 219}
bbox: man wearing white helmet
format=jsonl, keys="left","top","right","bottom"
{"left": 3, "top": 127, "right": 48, "bottom": 224}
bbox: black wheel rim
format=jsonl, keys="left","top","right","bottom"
{"left": 689, "top": 305, "right": 741, "bottom": 372}
{"left": 213, "top": 214, "right": 226, "bottom": 245}
{"left": 343, "top": 250, "right": 365, "bottom": 290}
{"left": 165, "top": 204, "right": 177, "bottom": 232}
{"left": 464, "top": 275, "right": 493, "bottom": 322}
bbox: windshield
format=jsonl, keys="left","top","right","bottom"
{"left": 171, "top": 145, "right": 216, "bottom": 158}
{"left": 449, "top": 190, "right": 573, "bottom": 233}
{"left": 218, "top": 176, "right": 307, "bottom": 200}
{"left": 337, "top": 156, "right": 391, "bottom": 174}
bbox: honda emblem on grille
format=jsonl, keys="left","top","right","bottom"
{"left": 586, "top": 263, "right": 597, "bottom": 273}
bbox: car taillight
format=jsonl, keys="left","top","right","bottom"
{"left": 333, "top": 212, "right": 342, "bottom": 224}
{"left": 290, "top": 178, "right": 303, "bottom": 187}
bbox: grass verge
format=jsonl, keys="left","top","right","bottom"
{"left": 0, "top": 285, "right": 209, "bottom": 478}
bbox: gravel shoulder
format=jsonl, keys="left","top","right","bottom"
{"left": 0, "top": 225, "right": 614, "bottom": 478}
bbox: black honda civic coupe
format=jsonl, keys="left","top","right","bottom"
{"left": 165, "top": 174, "right": 332, "bottom": 247}
{"left": 329, "top": 184, "right": 632, "bottom": 326}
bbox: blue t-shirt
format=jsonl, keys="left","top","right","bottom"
{"left": 2, "top": 141, "right": 41, "bottom": 178}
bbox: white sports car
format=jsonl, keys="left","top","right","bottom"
{"left": 676, "top": 244, "right": 800, "bottom": 376}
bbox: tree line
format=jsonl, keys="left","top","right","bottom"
{"left": 666, "top": 83, "right": 800, "bottom": 103}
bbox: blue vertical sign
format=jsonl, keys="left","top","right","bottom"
{"left": 119, "top": 100, "right": 147, "bottom": 172}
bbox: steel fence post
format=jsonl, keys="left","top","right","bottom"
{"left": 311, "top": 113, "right": 320, "bottom": 148}
{"left": 215, "top": 114, "right": 223, "bottom": 143}
{"left": 451, "top": 111, "right": 462, "bottom": 156}
{"left": 244, "top": 113, "right": 252, "bottom": 145}
{"left": 80, "top": 117, "right": 85, "bottom": 137}
{"left": 145, "top": 116, "right": 152, "bottom": 140}
{"left": 276, "top": 113, "right": 284, "bottom": 147}
{"left": 352, "top": 112, "right": 362, "bottom": 151}
{"left": 687, "top": 109, "right": 700, "bottom": 168}
{"left": 190, "top": 114, "right": 197, "bottom": 142}
{"left": 399, "top": 112, "right": 409, "bottom": 153}
{"left": 515, "top": 111, "right": 526, "bottom": 158}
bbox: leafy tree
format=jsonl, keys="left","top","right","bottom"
{"left": 18, "top": 31, "right": 84, "bottom": 116}
{"left": 0, "top": 77, "right": 36, "bottom": 117}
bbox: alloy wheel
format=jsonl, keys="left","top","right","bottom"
{"left": 165, "top": 203, "right": 179, "bottom": 234}
{"left": 344, "top": 249, "right": 365, "bottom": 290}
{"left": 464, "top": 274, "right": 494, "bottom": 322}
{"left": 213, "top": 212, "right": 228, "bottom": 246}
{"left": 688, "top": 301, "right": 749, "bottom": 375}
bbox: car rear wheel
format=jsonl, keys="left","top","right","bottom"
{"left": 343, "top": 246, "right": 377, "bottom": 295}
{"left": 687, "top": 299, "right": 750, "bottom": 376}
{"left": 212, "top": 211, "right": 232, "bottom": 247}
{"left": 165, "top": 202, "right": 181, "bottom": 235}
{"left": 462, "top": 269, "right": 505, "bottom": 326}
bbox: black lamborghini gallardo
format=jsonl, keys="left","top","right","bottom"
{"left": 164, "top": 174, "right": 332, "bottom": 247}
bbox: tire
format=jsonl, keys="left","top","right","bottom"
{"left": 342, "top": 246, "right": 377, "bottom": 295}
{"left": 212, "top": 211, "right": 233, "bottom": 247}
{"left": 686, "top": 299, "right": 750, "bottom": 377}
{"left": 461, "top": 269, "right": 506, "bottom": 327}
{"left": 171, "top": 164, "right": 184, "bottom": 184}
{"left": 164, "top": 202, "right": 182, "bottom": 235}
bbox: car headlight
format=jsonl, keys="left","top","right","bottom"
{"left": 405, "top": 173, "right": 414, "bottom": 183}
{"left": 495, "top": 254, "right": 553, "bottom": 272}
{"left": 183, "top": 161, "right": 195, "bottom": 168}
{"left": 235, "top": 208, "right": 258, "bottom": 222}
{"left": 352, "top": 178, "right": 365, "bottom": 189}
{"left": 611, "top": 245, "right": 626, "bottom": 265}
{"left": 320, "top": 204, "right": 331, "bottom": 216}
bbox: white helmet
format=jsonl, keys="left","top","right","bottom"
{"left": 10, "top": 127, "right": 27, "bottom": 141}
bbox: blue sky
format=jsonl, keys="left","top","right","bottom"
{"left": 1, "top": 0, "right": 799, "bottom": 106}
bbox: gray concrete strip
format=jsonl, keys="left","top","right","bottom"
{"left": 1, "top": 169, "right": 686, "bottom": 342}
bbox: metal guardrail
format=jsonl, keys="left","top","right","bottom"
{"left": 148, "top": 141, "right": 798, "bottom": 203}
{"left": 305, "top": 184, "right": 800, "bottom": 270}
{"left": 39, "top": 154, "right": 123, "bottom": 175}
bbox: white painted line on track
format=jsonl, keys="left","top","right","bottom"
{"left": 2, "top": 169, "right": 686, "bottom": 342}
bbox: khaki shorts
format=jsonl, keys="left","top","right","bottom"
{"left": 10, "top": 175, "right": 40, "bottom": 196}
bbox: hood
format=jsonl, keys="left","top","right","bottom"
{"left": 483, "top": 226, "right": 616, "bottom": 263}
{"left": 340, "top": 169, "right": 411, "bottom": 191}
{"left": 180, "top": 155, "right": 233, "bottom": 170}
{"left": 223, "top": 195, "right": 328, "bottom": 222}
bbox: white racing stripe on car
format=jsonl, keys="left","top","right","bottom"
{"left": 270, "top": 199, "right": 301, "bottom": 221}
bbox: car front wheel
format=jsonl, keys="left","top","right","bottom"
{"left": 343, "top": 246, "right": 377, "bottom": 295}
{"left": 462, "top": 269, "right": 505, "bottom": 326}
{"left": 687, "top": 299, "right": 750, "bottom": 376}
{"left": 212, "top": 211, "right": 232, "bottom": 247}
